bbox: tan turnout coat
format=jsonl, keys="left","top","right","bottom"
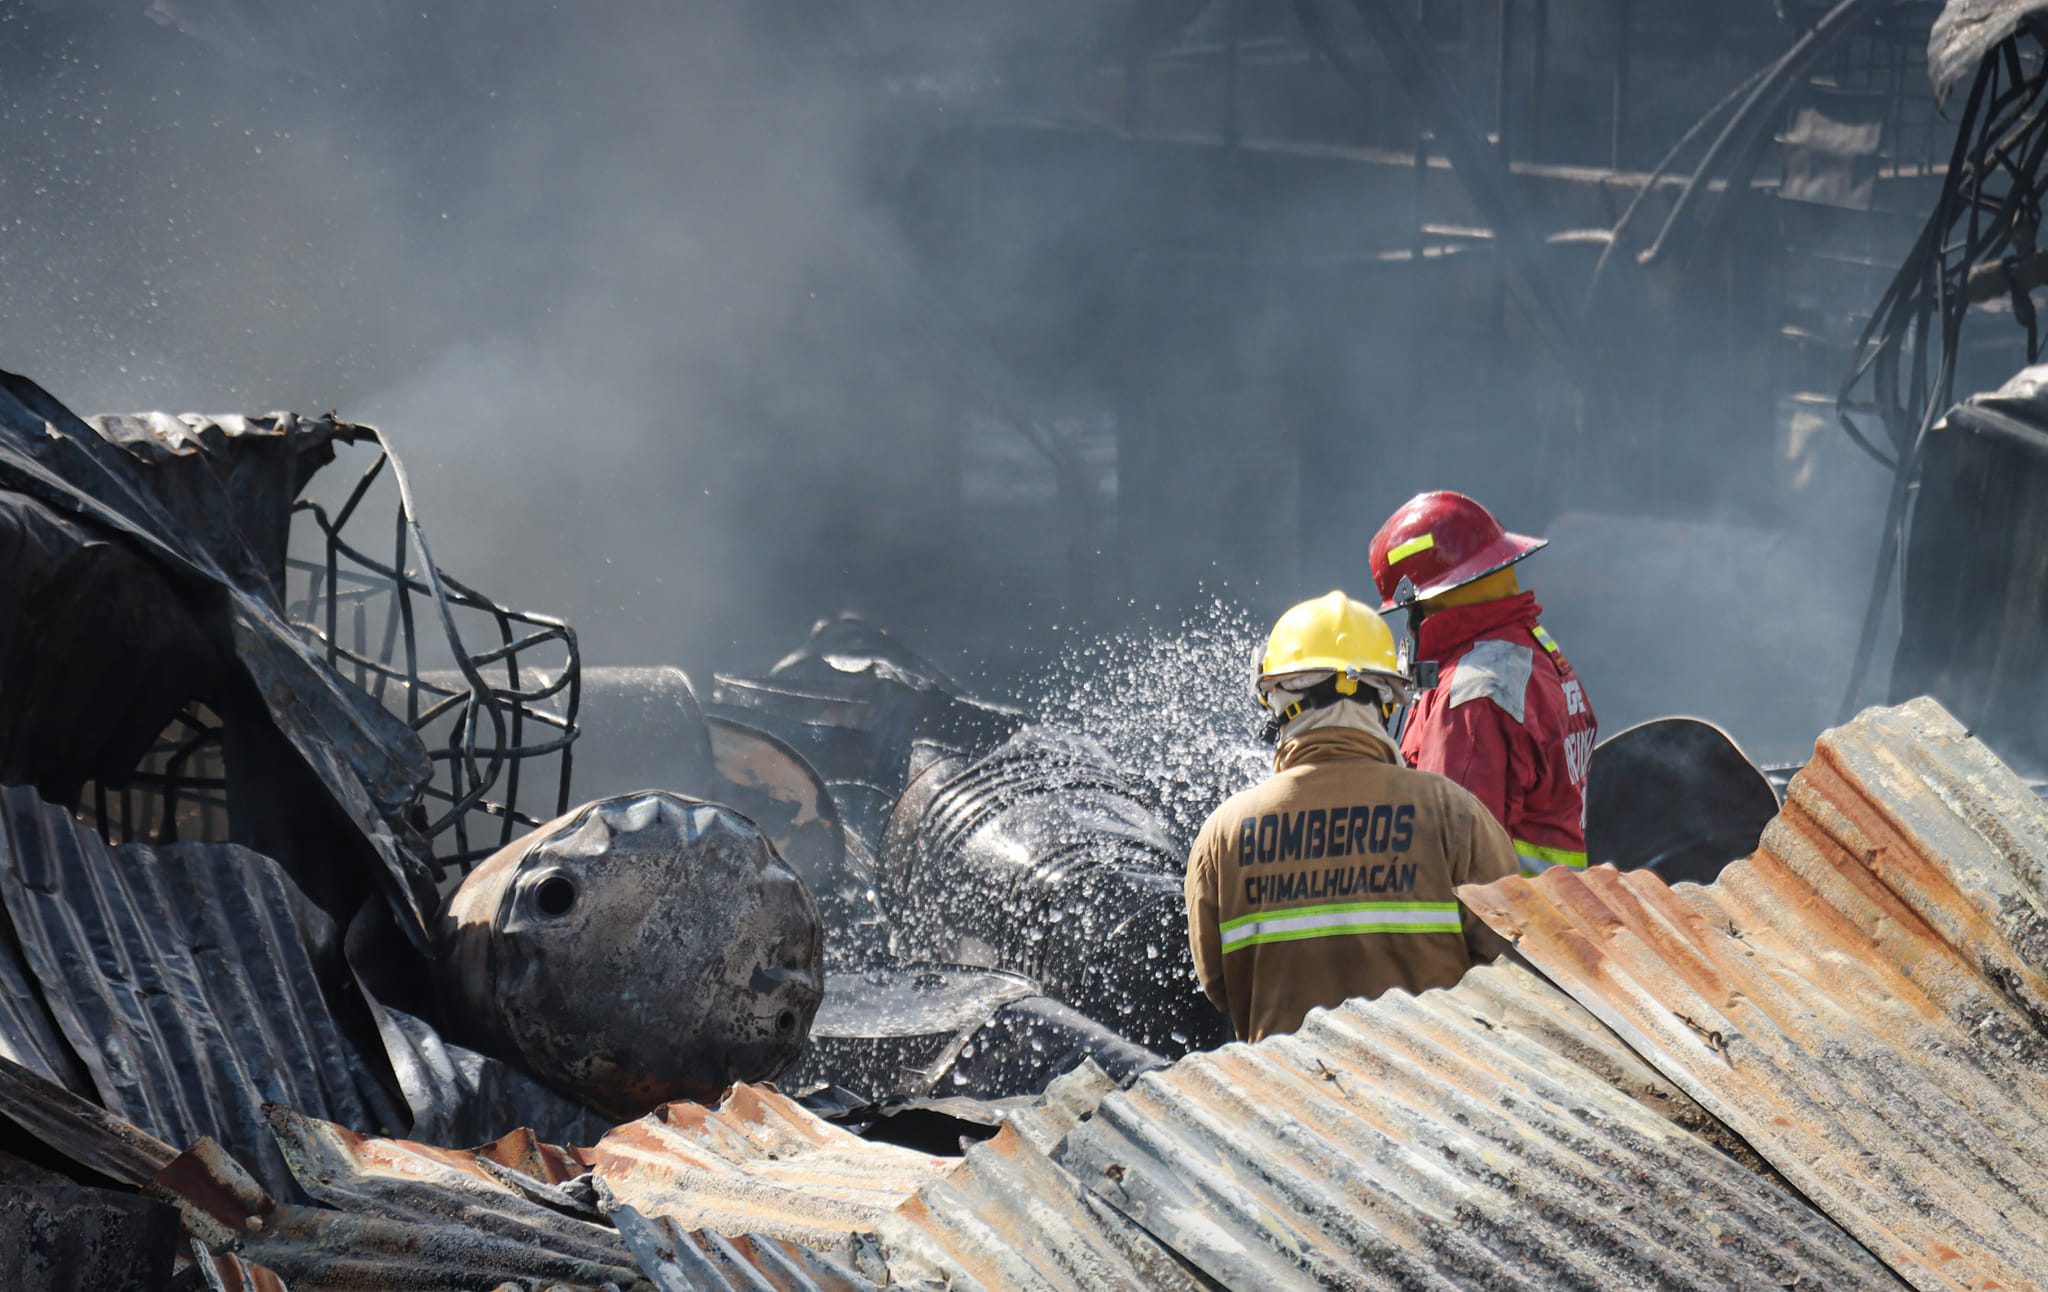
{"left": 1184, "top": 726, "right": 1517, "bottom": 1041}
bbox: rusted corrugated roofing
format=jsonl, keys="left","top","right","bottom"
{"left": 587, "top": 1083, "right": 952, "bottom": 1247}
{"left": 1463, "top": 697, "right": 2048, "bottom": 1291}
{"left": 0, "top": 785, "right": 405, "bottom": 1196}
{"left": 5, "top": 697, "right": 2042, "bottom": 1289}
{"left": 1034, "top": 958, "right": 1898, "bottom": 1290}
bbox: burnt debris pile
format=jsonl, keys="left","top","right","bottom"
{"left": 0, "top": 368, "right": 1243, "bottom": 1285}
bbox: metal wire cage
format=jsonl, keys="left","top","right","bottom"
{"left": 284, "top": 426, "right": 581, "bottom": 879}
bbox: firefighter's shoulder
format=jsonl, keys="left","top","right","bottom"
{"left": 1444, "top": 637, "right": 1533, "bottom": 723}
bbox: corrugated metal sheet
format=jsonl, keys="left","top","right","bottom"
{"left": 165, "top": 1091, "right": 926, "bottom": 1290}
{"left": 880, "top": 1119, "right": 1203, "bottom": 1290}
{"left": 0, "top": 785, "right": 405, "bottom": 1195}
{"left": 264, "top": 1103, "right": 639, "bottom": 1279}
{"left": 1462, "top": 697, "right": 2048, "bottom": 1292}
{"left": 1035, "top": 957, "right": 1898, "bottom": 1290}
{"left": 0, "top": 1053, "right": 177, "bottom": 1188}
{"left": 607, "top": 1200, "right": 883, "bottom": 1292}
{"left": 586, "top": 1083, "right": 952, "bottom": 1247}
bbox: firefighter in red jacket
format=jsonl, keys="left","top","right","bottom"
{"left": 1368, "top": 492, "right": 1597, "bottom": 876}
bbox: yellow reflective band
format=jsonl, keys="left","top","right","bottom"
{"left": 1513, "top": 839, "right": 1587, "bottom": 874}
{"left": 1387, "top": 533, "right": 1436, "bottom": 565}
{"left": 1532, "top": 625, "right": 1561, "bottom": 654}
{"left": 1219, "top": 901, "right": 1461, "bottom": 952}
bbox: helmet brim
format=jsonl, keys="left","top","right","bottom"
{"left": 1378, "top": 532, "right": 1547, "bottom": 611}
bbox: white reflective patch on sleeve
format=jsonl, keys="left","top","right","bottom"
{"left": 1445, "top": 638, "right": 1532, "bottom": 724}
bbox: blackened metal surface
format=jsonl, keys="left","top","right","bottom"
{"left": 0, "top": 1055, "right": 177, "bottom": 1189}
{"left": 1930, "top": 0, "right": 2048, "bottom": 97}
{"left": 0, "top": 1184, "right": 180, "bottom": 1292}
{"left": 585, "top": 1084, "right": 952, "bottom": 1247}
{"left": 711, "top": 614, "right": 1023, "bottom": 845}
{"left": 707, "top": 715, "right": 889, "bottom": 964}
{"left": 1585, "top": 717, "right": 1780, "bottom": 883}
{"left": 948, "top": 996, "right": 1168, "bottom": 1098}
{"left": 342, "top": 898, "right": 614, "bottom": 1150}
{"left": 880, "top": 728, "right": 1228, "bottom": 1056}
{"left": 1464, "top": 697, "right": 2048, "bottom": 1291}
{"left": 89, "top": 413, "right": 345, "bottom": 601}
{"left": 0, "top": 372, "right": 445, "bottom": 940}
{"left": 437, "top": 792, "right": 823, "bottom": 1118}
{"left": 1891, "top": 370, "right": 2048, "bottom": 775}
{"left": 0, "top": 785, "right": 404, "bottom": 1195}
{"left": 787, "top": 965, "right": 1162, "bottom": 1104}
{"left": 1045, "top": 959, "right": 1899, "bottom": 1291}
{"left": 783, "top": 965, "right": 1040, "bottom": 1103}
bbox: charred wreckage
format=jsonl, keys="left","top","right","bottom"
{"left": 0, "top": 362, "right": 1807, "bottom": 1288}
{"left": 1, "top": 370, "right": 2042, "bottom": 1291}
{"left": 8, "top": 5, "right": 2048, "bottom": 1292}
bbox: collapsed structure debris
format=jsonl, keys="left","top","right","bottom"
{"left": 2, "top": 693, "right": 2040, "bottom": 1288}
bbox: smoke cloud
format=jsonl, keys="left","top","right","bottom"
{"left": 0, "top": 2, "right": 1945, "bottom": 767}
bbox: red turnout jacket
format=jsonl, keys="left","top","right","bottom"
{"left": 1399, "top": 592, "right": 1597, "bottom": 875}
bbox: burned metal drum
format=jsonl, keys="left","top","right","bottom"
{"left": 437, "top": 791, "right": 823, "bottom": 1118}
{"left": 880, "top": 728, "right": 1228, "bottom": 1055}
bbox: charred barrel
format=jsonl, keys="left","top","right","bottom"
{"left": 437, "top": 791, "right": 823, "bottom": 1118}
{"left": 880, "top": 728, "right": 1227, "bottom": 1055}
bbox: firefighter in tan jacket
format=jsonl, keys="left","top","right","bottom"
{"left": 1186, "top": 591, "right": 1519, "bottom": 1042}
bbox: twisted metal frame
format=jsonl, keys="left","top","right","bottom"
{"left": 286, "top": 428, "right": 580, "bottom": 877}
{"left": 1836, "top": 23, "right": 2048, "bottom": 716}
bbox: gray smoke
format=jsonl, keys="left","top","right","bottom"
{"left": 0, "top": 2, "right": 1942, "bottom": 765}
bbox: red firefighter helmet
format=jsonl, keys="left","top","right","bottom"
{"left": 1368, "top": 491, "right": 1546, "bottom": 610}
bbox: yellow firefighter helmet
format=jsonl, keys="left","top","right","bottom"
{"left": 1255, "top": 590, "right": 1408, "bottom": 711}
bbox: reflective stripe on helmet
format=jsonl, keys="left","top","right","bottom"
{"left": 1387, "top": 532, "right": 1436, "bottom": 564}
{"left": 1532, "top": 625, "right": 1560, "bottom": 654}
{"left": 1219, "top": 901, "right": 1461, "bottom": 951}
{"left": 1513, "top": 839, "right": 1587, "bottom": 874}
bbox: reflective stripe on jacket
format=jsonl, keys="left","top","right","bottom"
{"left": 1401, "top": 591, "right": 1597, "bottom": 875}
{"left": 1184, "top": 727, "right": 1518, "bottom": 1042}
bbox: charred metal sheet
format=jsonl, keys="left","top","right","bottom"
{"left": 711, "top": 614, "right": 1023, "bottom": 845}
{"left": 437, "top": 792, "right": 823, "bottom": 1118}
{"left": 1038, "top": 956, "right": 1897, "bottom": 1290}
{"left": 1463, "top": 697, "right": 2048, "bottom": 1291}
{"left": 0, "top": 1183, "right": 180, "bottom": 1291}
{"left": 606, "top": 1200, "right": 882, "bottom": 1292}
{"left": 784, "top": 964, "right": 1040, "bottom": 1102}
{"left": 195, "top": 1245, "right": 292, "bottom": 1292}
{"left": 0, "top": 372, "right": 445, "bottom": 939}
{"left": 1586, "top": 718, "right": 1780, "bottom": 884}
{"left": 1930, "top": 0, "right": 2048, "bottom": 97}
{"left": 787, "top": 965, "right": 1164, "bottom": 1105}
{"left": 0, "top": 785, "right": 404, "bottom": 1196}
{"left": 1893, "top": 368, "right": 2048, "bottom": 776}
{"left": 586, "top": 1084, "right": 952, "bottom": 1248}
{"left": 264, "top": 1104, "right": 637, "bottom": 1276}
{"left": 237, "top": 1201, "right": 638, "bottom": 1291}
{"left": 880, "top": 727, "right": 1228, "bottom": 1055}
{"left": 0, "top": 1055, "right": 177, "bottom": 1188}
